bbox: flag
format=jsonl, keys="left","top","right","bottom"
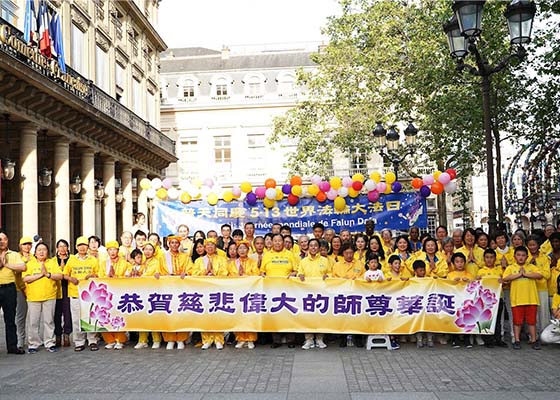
{"left": 50, "top": 11, "right": 66, "bottom": 73}
{"left": 37, "top": 0, "right": 51, "bottom": 57}
{"left": 23, "top": 0, "right": 37, "bottom": 43}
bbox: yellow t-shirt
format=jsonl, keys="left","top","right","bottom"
{"left": 118, "top": 245, "right": 134, "bottom": 260}
{"left": 541, "top": 239, "right": 552, "bottom": 256}
{"left": 527, "top": 251, "right": 551, "bottom": 292}
{"left": 332, "top": 259, "right": 363, "bottom": 279}
{"left": 456, "top": 245, "right": 484, "bottom": 277}
{"left": 0, "top": 250, "right": 24, "bottom": 284}
{"left": 180, "top": 237, "right": 194, "bottom": 257}
{"left": 447, "top": 270, "right": 474, "bottom": 281}
{"left": 503, "top": 263, "right": 540, "bottom": 307}
{"left": 192, "top": 254, "right": 229, "bottom": 276}
{"left": 389, "top": 251, "right": 414, "bottom": 275}
{"left": 298, "top": 255, "right": 331, "bottom": 277}
{"left": 385, "top": 267, "right": 411, "bottom": 280}
{"left": 260, "top": 249, "right": 297, "bottom": 277}
{"left": 549, "top": 264, "right": 560, "bottom": 297}
{"left": 228, "top": 257, "right": 259, "bottom": 276}
{"left": 552, "top": 293, "right": 560, "bottom": 310}
{"left": 142, "top": 257, "right": 168, "bottom": 277}
{"left": 22, "top": 258, "right": 61, "bottom": 302}
{"left": 413, "top": 252, "right": 448, "bottom": 278}
{"left": 478, "top": 266, "right": 503, "bottom": 279}
{"left": 353, "top": 250, "right": 368, "bottom": 266}
{"left": 63, "top": 255, "right": 99, "bottom": 298}
{"left": 164, "top": 251, "right": 191, "bottom": 276}
{"left": 99, "top": 257, "right": 132, "bottom": 278}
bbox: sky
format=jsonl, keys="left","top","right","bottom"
{"left": 158, "top": 0, "right": 342, "bottom": 51}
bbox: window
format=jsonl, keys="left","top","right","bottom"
{"left": 71, "top": 24, "right": 86, "bottom": 77}
{"left": 214, "top": 136, "right": 232, "bottom": 177}
{"left": 0, "top": 0, "right": 18, "bottom": 25}
{"left": 278, "top": 74, "right": 296, "bottom": 97}
{"left": 147, "top": 91, "right": 155, "bottom": 126}
{"left": 132, "top": 78, "right": 142, "bottom": 117}
{"left": 247, "top": 134, "right": 266, "bottom": 178}
{"left": 183, "top": 80, "right": 195, "bottom": 98}
{"left": 95, "top": 46, "right": 109, "bottom": 92}
{"left": 350, "top": 150, "right": 368, "bottom": 175}
{"left": 179, "top": 139, "right": 198, "bottom": 179}
{"left": 245, "top": 75, "right": 263, "bottom": 97}
{"left": 216, "top": 81, "right": 228, "bottom": 96}
{"left": 115, "top": 63, "right": 125, "bottom": 105}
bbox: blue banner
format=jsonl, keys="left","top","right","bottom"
{"left": 153, "top": 192, "right": 426, "bottom": 237}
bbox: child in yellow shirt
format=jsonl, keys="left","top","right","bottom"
{"left": 413, "top": 260, "right": 434, "bottom": 348}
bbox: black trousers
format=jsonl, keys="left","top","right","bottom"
{"left": 0, "top": 283, "right": 18, "bottom": 351}
{"left": 54, "top": 281, "right": 72, "bottom": 336}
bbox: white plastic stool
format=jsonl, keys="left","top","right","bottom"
{"left": 366, "top": 334, "right": 392, "bottom": 350}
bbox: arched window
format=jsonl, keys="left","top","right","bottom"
{"left": 210, "top": 75, "right": 232, "bottom": 99}
{"left": 178, "top": 76, "right": 198, "bottom": 102}
{"left": 243, "top": 73, "right": 266, "bottom": 98}
{"left": 277, "top": 73, "right": 296, "bottom": 97}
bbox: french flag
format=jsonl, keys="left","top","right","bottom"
{"left": 23, "top": 0, "right": 37, "bottom": 43}
{"left": 37, "top": 0, "right": 51, "bottom": 57}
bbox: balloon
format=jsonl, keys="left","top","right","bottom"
{"left": 330, "top": 177, "right": 342, "bottom": 190}
{"left": 308, "top": 184, "right": 320, "bottom": 196}
{"left": 287, "top": 194, "right": 299, "bottom": 205}
{"left": 445, "top": 180, "right": 458, "bottom": 194}
{"left": 334, "top": 196, "right": 346, "bottom": 211}
{"left": 222, "top": 191, "right": 233, "bottom": 202}
{"left": 316, "top": 191, "right": 327, "bottom": 203}
{"left": 438, "top": 172, "right": 451, "bottom": 185}
{"left": 348, "top": 187, "right": 360, "bottom": 198}
{"left": 384, "top": 185, "right": 392, "bottom": 195}
{"left": 392, "top": 181, "right": 402, "bottom": 193}
{"left": 151, "top": 177, "right": 162, "bottom": 190}
{"left": 179, "top": 180, "right": 190, "bottom": 191}
{"left": 191, "top": 178, "right": 202, "bottom": 189}
{"left": 352, "top": 181, "right": 363, "bottom": 191}
{"left": 370, "top": 171, "right": 382, "bottom": 183}
{"left": 291, "top": 185, "right": 303, "bottom": 196}
{"left": 263, "top": 198, "right": 275, "bottom": 208}
{"left": 290, "top": 176, "right": 302, "bottom": 186}
{"left": 203, "top": 178, "right": 214, "bottom": 188}
{"left": 240, "top": 181, "right": 252, "bottom": 193}
{"left": 180, "top": 192, "right": 191, "bottom": 204}
{"left": 161, "top": 178, "right": 172, "bottom": 190}
{"left": 446, "top": 168, "right": 457, "bottom": 180}
{"left": 419, "top": 185, "right": 431, "bottom": 198}
{"left": 167, "top": 187, "right": 179, "bottom": 200}
{"left": 246, "top": 192, "right": 257, "bottom": 206}
{"left": 255, "top": 187, "right": 266, "bottom": 199}
{"left": 338, "top": 187, "right": 349, "bottom": 198}
{"left": 231, "top": 186, "right": 242, "bottom": 198}
{"left": 367, "top": 190, "right": 380, "bottom": 202}
{"left": 265, "top": 187, "right": 277, "bottom": 200}
{"left": 275, "top": 188, "right": 284, "bottom": 201}
{"left": 311, "top": 175, "right": 322, "bottom": 185}
{"left": 207, "top": 193, "right": 218, "bottom": 205}
{"left": 302, "top": 186, "right": 311, "bottom": 198}
{"left": 156, "top": 188, "right": 167, "bottom": 200}
{"left": 385, "top": 171, "right": 396, "bottom": 184}
{"left": 264, "top": 178, "right": 276, "bottom": 188}
{"left": 140, "top": 178, "right": 152, "bottom": 190}
{"left": 326, "top": 189, "right": 338, "bottom": 201}
{"left": 352, "top": 173, "right": 365, "bottom": 183}
{"left": 411, "top": 177, "right": 423, "bottom": 189}
{"left": 364, "top": 179, "right": 376, "bottom": 191}
{"left": 422, "top": 174, "right": 435, "bottom": 186}
{"left": 281, "top": 184, "right": 292, "bottom": 195}
{"left": 342, "top": 176, "right": 353, "bottom": 188}
{"left": 188, "top": 187, "right": 200, "bottom": 198}
{"left": 319, "top": 181, "right": 331, "bottom": 193}
{"left": 433, "top": 171, "right": 442, "bottom": 180}
{"left": 376, "top": 182, "right": 387, "bottom": 192}
{"left": 146, "top": 188, "right": 156, "bottom": 199}
{"left": 431, "top": 181, "right": 444, "bottom": 195}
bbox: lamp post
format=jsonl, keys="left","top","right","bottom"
{"left": 372, "top": 121, "right": 418, "bottom": 181}
{"left": 443, "top": 0, "right": 536, "bottom": 236}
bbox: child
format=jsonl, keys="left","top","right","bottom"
{"left": 502, "top": 246, "right": 543, "bottom": 350}
{"left": 364, "top": 254, "right": 384, "bottom": 282}
{"left": 448, "top": 253, "right": 473, "bottom": 349}
{"left": 526, "top": 235, "right": 551, "bottom": 335}
{"left": 412, "top": 260, "right": 434, "bottom": 348}
{"left": 384, "top": 254, "right": 410, "bottom": 281}
{"left": 476, "top": 249, "right": 507, "bottom": 348}
{"left": 127, "top": 249, "right": 144, "bottom": 277}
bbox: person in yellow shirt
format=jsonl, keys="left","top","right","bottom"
{"left": 412, "top": 260, "right": 434, "bottom": 348}
{"left": 328, "top": 236, "right": 343, "bottom": 265}
{"left": 526, "top": 235, "right": 551, "bottom": 334}
{"left": 332, "top": 243, "right": 364, "bottom": 280}
{"left": 193, "top": 238, "right": 229, "bottom": 349}
{"left": 547, "top": 233, "right": 560, "bottom": 312}
{"left": 503, "top": 246, "right": 543, "bottom": 350}
{"left": 118, "top": 231, "right": 134, "bottom": 262}
{"left": 53, "top": 239, "right": 72, "bottom": 348}
{"left": 353, "top": 234, "right": 368, "bottom": 265}
{"left": 206, "top": 230, "right": 227, "bottom": 257}
{"left": 148, "top": 233, "right": 167, "bottom": 269}
{"left": 380, "top": 229, "right": 394, "bottom": 256}
{"left": 298, "top": 238, "right": 330, "bottom": 350}
{"left": 100, "top": 241, "right": 130, "bottom": 350}
{"left": 494, "top": 232, "right": 515, "bottom": 268}
{"left": 455, "top": 228, "right": 484, "bottom": 277}
{"left": 447, "top": 253, "right": 474, "bottom": 282}
{"left": 541, "top": 273, "right": 560, "bottom": 344}
{"left": 23, "top": 243, "right": 63, "bottom": 353}
{"left": 540, "top": 224, "right": 556, "bottom": 255}
{"left": 416, "top": 238, "right": 448, "bottom": 278}
{"left": 389, "top": 235, "right": 414, "bottom": 276}
{"left": 244, "top": 222, "right": 256, "bottom": 252}
{"left": 283, "top": 235, "right": 300, "bottom": 267}
{"left": 366, "top": 236, "right": 387, "bottom": 272}
{"left": 438, "top": 237, "right": 456, "bottom": 273}
{"left": 177, "top": 224, "right": 194, "bottom": 257}
{"left": 87, "top": 235, "right": 107, "bottom": 266}
{"left": 384, "top": 255, "right": 411, "bottom": 281}
{"left": 63, "top": 236, "right": 100, "bottom": 352}
{"left": 16, "top": 236, "right": 34, "bottom": 352}
{"left": 249, "top": 236, "right": 265, "bottom": 270}
{"left": 319, "top": 240, "right": 335, "bottom": 270}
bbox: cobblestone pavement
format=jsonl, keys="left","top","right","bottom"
{"left": 1, "top": 336, "right": 559, "bottom": 400}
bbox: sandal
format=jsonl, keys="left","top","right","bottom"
{"left": 74, "top": 345, "right": 85, "bottom": 352}
{"left": 89, "top": 343, "right": 99, "bottom": 351}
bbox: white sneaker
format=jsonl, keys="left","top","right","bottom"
{"left": 475, "top": 336, "right": 485, "bottom": 346}
{"left": 114, "top": 342, "right": 124, "bottom": 350}
{"left": 177, "top": 341, "right": 185, "bottom": 350}
{"left": 166, "top": 341, "right": 175, "bottom": 350}
{"left": 152, "top": 342, "right": 161, "bottom": 349}
{"left": 247, "top": 341, "right": 255, "bottom": 349}
{"left": 134, "top": 342, "right": 148, "bottom": 349}
{"left": 215, "top": 342, "right": 223, "bottom": 350}
{"left": 104, "top": 343, "right": 115, "bottom": 349}
{"left": 201, "top": 343, "right": 211, "bottom": 350}
{"left": 302, "top": 340, "right": 314, "bottom": 350}
{"left": 235, "top": 341, "right": 246, "bottom": 349}
{"left": 316, "top": 339, "right": 327, "bottom": 349}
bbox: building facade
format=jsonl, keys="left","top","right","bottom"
{"left": 0, "top": 0, "right": 176, "bottom": 247}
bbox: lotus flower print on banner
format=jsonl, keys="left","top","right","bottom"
{"left": 80, "top": 280, "right": 123, "bottom": 332}
{"left": 455, "top": 280, "right": 498, "bottom": 333}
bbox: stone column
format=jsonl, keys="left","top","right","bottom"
{"left": 121, "top": 165, "right": 133, "bottom": 232}
{"left": 54, "top": 139, "right": 70, "bottom": 241}
{"left": 136, "top": 170, "right": 148, "bottom": 226}
{"left": 103, "top": 158, "right": 116, "bottom": 241}
{"left": 20, "top": 124, "right": 38, "bottom": 236}
{"left": 81, "top": 149, "right": 96, "bottom": 237}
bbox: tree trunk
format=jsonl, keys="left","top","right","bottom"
{"left": 436, "top": 159, "right": 447, "bottom": 227}
{"left": 491, "top": 89, "right": 505, "bottom": 227}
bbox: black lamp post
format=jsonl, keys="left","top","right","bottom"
{"left": 372, "top": 121, "right": 418, "bottom": 181}
{"left": 443, "top": 0, "right": 536, "bottom": 236}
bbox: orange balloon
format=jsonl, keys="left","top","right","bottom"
{"left": 316, "top": 191, "right": 327, "bottom": 203}
{"left": 264, "top": 178, "right": 276, "bottom": 189}
{"left": 290, "top": 176, "right": 302, "bottom": 186}
{"left": 431, "top": 181, "right": 444, "bottom": 195}
{"left": 412, "top": 177, "right": 423, "bottom": 189}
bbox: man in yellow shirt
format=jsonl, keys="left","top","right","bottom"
{"left": 0, "top": 231, "right": 26, "bottom": 354}
{"left": 118, "top": 231, "right": 134, "bottom": 262}
{"left": 540, "top": 224, "right": 556, "bottom": 255}
{"left": 63, "top": 236, "right": 100, "bottom": 352}
{"left": 503, "top": 246, "right": 542, "bottom": 350}
{"left": 526, "top": 235, "right": 551, "bottom": 334}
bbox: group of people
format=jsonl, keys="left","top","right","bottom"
{"left": 1, "top": 218, "right": 560, "bottom": 355}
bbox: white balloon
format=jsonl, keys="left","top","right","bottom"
{"left": 167, "top": 187, "right": 179, "bottom": 200}
{"left": 265, "top": 187, "right": 277, "bottom": 200}
{"left": 146, "top": 188, "right": 157, "bottom": 199}
{"left": 179, "top": 180, "right": 191, "bottom": 191}
{"left": 364, "top": 179, "right": 376, "bottom": 191}
{"left": 338, "top": 187, "right": 349, "bottom": 198}
{"left": 188, "top": 187, "right": 200, "bottom": 197}
{"left": 444, "top": 180, "right": 458, "bottom": 194}
{"left": 151, "top": 178, "right": 162, "bottom": 190}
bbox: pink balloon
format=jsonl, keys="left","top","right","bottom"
{"left": 376, "top": 182, "right": 387, "bottom": 192}
{"left": 342, "top": 177, "right": 353, "bottom": 188}
{"left": 255, "top": 187, "right": 266, "bottom": 199}
{"left": 231, "top": 186, "right": 242, "bottom": 197}
{"left": 438, "top": 172, "right": 451, "bottom": 185}
{"left": 326, "top": 189, "right": 338, "bottom": 200}
{"left": 311, "top": 175, "right": 322, "bottom": 185}
{"left": 422, "top": 174, "right": 435, "bottom": 186}
{"left": 319, "top": 181, "right": 331, "bottom": 193}
{"left": 367, "top": 190, "right": 380, "bottom": 202}
{"left": 203, "top": 178, "right": 214, "bottom": 188}
{"left": 161, "top": 178, "right": 173, "bottom": 190}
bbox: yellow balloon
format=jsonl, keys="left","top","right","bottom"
{"left": 330, "top": 177, "right": 342, "bottom": 190}
{"left": 140, "top": 178, "right": 152, "bottom": 190}
{"left": 352, "top": 173, "right": 365, "bottom": 183}
{"left": 156, "top": 188, "right": 168, "bottom": 200}
{"left": 240, "top": 181, "right": 252, "bottom": 193}
{"left": 222, "top": 191, "right": 233, "bottom": 202}
{"left": 207, "top": 193, "right": 218, "bottom": 205}
{"left": 370, "top": 171, "right": 382, "bottom": 183}
{"left": 334, "top": 196, "right": 346, "bottom": 211}
{"left": 263, "top": 198, "right": 275, "bottom": 208}
{"left": 384, "top": 185, "right": 392, "bottom": 194}
{"left": 275, "top": 188, "right": 284, "bottom": 201}
{"left": 180, "top": 192, "right": 191, "bottom": 204}
{"left": 291, "top": 185, "right": 302, "bottom": 196}
{"left": 192, "top": 178, "right": 202, "bottom": 189}
{"left": 348, "top": 187, "right": 360, "bottom": 198}
{"left": 308, "top": 184, "right": 320, "bottom": 196}
{"left": 385, "top": 172, "right": 396, "bottom": 184}
{"left": 433, "top": 170, "right": 442, "bottom": 180}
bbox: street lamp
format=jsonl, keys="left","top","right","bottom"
{"left": 94, "top": 180, "right": 105, "bottom": 200}
{"left": 38, "top": 167, "right": 52, "bottom": 187}
{"left": 1, "top": 159, "right": 15, "bottom": 180}
{"left": 443, "top": 0, "right": 536, "bottom": 236}
{"left": 372, "top": 121, "right": 418, "bottom": 181}
{"left": 70, "top": 176, "right": 82, "bottom": 194}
